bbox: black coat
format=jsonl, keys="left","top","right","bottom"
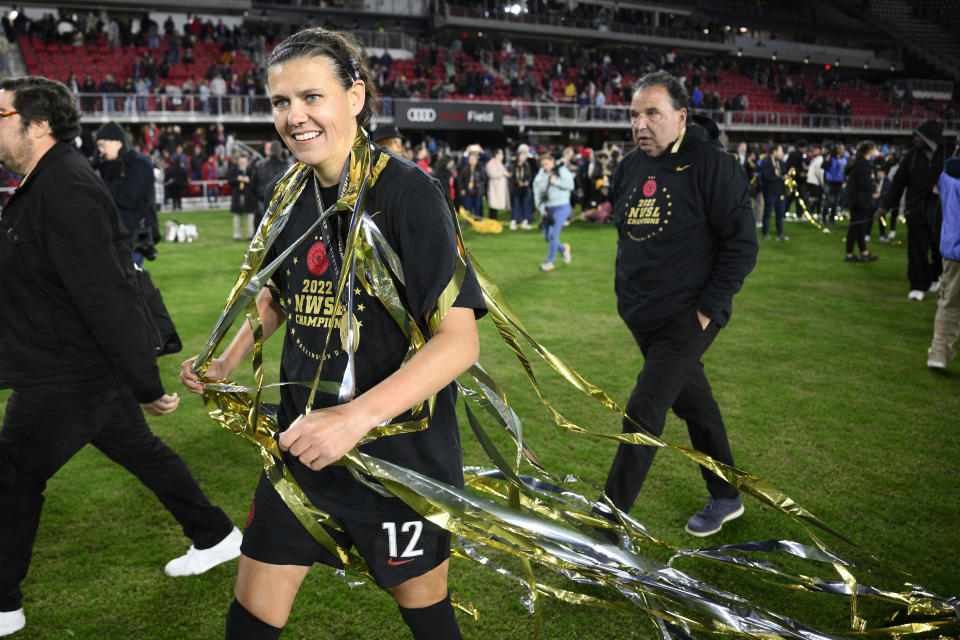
{"left": 881, "top": 139, "right": 956, "bottom": 221}
{"left": 166, "top": 162, "right": 189, "bottom": 194}
{"left": 0, "top": 143, "right": 164, "bottom": 401}
{"left": 612, "top": 116, "right": 758, "bottom": 331}
{"left": 842, "top": 158, "right": 875, "bottom": 210}
{"left": 760, "top": 156, "right": 786, "bottom": 197}
{"left": 227, "top": 163, "right": 257, "bottom": 213}
{"left": 96, "top": 147, "right": 158, "bottom": 242}
{"left": 455, "top": 164, "right": 486, "bottom": 198}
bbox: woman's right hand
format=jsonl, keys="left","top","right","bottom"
{"left": 180, "top": 356, "right": 231, "bottom": 394}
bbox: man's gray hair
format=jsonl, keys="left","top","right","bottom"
{"left": 632, "top": 70, "right": 690, "bottom": 112}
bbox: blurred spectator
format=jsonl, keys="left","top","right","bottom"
{"left": 165, "top": 159, "right": 188, "bottom": 211}
{"left": 201, "top": 154, "right": 220, "bottom": 202}
{"left": 371, "top": 125, "right": 405, "bottom": 155}
{"left": 534, "top": 151, "right": 574, "bottom": 271}
{"left": 760, "top": 143, "right": 788, "bottom": 241}
{"left": 927, "top": 156, "right": 960, "bottom": 369}
{"left": 485, "top": 148, "right": 509, "bottom": 221}
{"left": 841, "top": 141, "right": 879, "bottom": 262}
{"left": 251, "top": 141, "right": 289, "bottom": 228}
{"left": 878, "top": 120, "right": 955, "bottom": 300}
{"left": 94, "top": 121, "right": 158, "bottom": 266}
{"left": 227, "top": 155, "right": 255, "bottom": 241}
{"left": 804, "top": 146, "right": 824, "bottom": 221}
{"left": 456, "top": 152, "right": 486, "bottom": 220}
{"left": 509, "top": 143, "right": 535, "bottom": 230}
{"left": 822, "top": 142, "right": 848, "bottom": 226}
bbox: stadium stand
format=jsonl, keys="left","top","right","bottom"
{"left": 0, "top": 1, "right": 956, "bottom": 141}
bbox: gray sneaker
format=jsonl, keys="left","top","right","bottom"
{"left": 685, "top": 495, "right": 744, "bottom": 537}
{"left": 927, "top": 346, "right": 955, "bottom": 369}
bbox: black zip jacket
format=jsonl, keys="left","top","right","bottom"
{"left": 613, "top": 117, "right": 758, "bottom": 332}
{"left": 842, "top": 157, "right": 876, "bottom": 210}
{"left": 0, "top": 142, "right": 165, "bottom": 401}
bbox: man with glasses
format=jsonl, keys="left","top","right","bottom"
{"left": 0, "top": 76, "right": 240, "bottom": 637}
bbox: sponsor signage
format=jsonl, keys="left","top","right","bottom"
{"left": 394, "top": 99, "right": 503, "bottom": 130}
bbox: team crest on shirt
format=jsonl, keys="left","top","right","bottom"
{"left": 307, "top": 241, "right": 328, "bottom": 275}
{"left": 623, "top": 175, "right": 673, "bottom": 243}
{"left": 281, "top": 234, "right": 369, "bottom": 362}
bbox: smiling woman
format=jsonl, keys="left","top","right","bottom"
{"left": 265, "top": 28, "right": 381, "bottom": 187}
{"left": 179, "top": 26, "right": 488, "bottom": 640}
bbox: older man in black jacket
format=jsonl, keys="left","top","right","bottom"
{"left": 0, "top": 76, "right": 240, "bottom": 637}
{"left": 604, "top": 71, "right": 758, "bottom": 538}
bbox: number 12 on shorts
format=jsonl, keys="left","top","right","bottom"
{"left": 382, "top": 521, "right": 424, "bottom": 561}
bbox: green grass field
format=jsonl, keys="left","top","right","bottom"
{"left": 2, "top": 208, "right": 958, "bottom": 640}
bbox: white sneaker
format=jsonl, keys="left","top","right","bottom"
{"left": 888, "top": 231, "right": 896, "bottom": 240}
{"left": 539, "top": 262, "right": 555, "bottom": 271}
{"left": 928, "top": 346, "right": 955, "bottom": 369}
{"left": 0, "top": 608, "right": 25, "bottom": 636}
{"left": 520, "top": 220, "right": 532, "bottom": 230}
{"left": 928, "top": 279, "right": 941, "bottom": 293}
{"left": 509, "top": 220, "right": 517, "bottom": 230}
{"left": 864, "top": 234, "right": 870, "bottom": 242}
{"left": 908, "top": 290, "right": 925, "bottom": 301}
{"left": 562, "top": 243, "right": 572, "bottom": 264}
{"left": 164, "top": 527, "right": 242, "bottom": 577}
{"left": 878, "top": 235, "right": 890, "bottom": 242}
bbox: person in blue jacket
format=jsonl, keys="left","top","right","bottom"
{"left": 533, "top": 151, "right": 574, "bottom": 271}
{"left": 927, "top": 154, "right": 960, "bottom": 368}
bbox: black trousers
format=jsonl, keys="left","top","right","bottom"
{"left": 0, "top": 382, "right": 234, "bottom": 611}
{"left": 822, "top": 181, "right": 843, "bottom": 225}
{"left": 907, "top": 218, "right": 943, "bottom": 291}
{"left": 802, "top": 183, "right": 822, "bottom": 217}
{"left": 604, "top": 308, "right": 738, "bottom": 513}
{"left": 762, "top": 191, "right": 786, "bottom": 236}
{"left": 846, "top": 205, "right": 870, "bottom": 254}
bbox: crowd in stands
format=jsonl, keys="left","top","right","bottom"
{"left": 6, "top": 6, "right": 958, "bottom": 129}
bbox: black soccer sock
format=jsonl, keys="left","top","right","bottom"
{"left": 398, "top": 593, "right": 462, "bottom": 640}
{"left": 226, "top": 598, "right": 284, "bottom": 640}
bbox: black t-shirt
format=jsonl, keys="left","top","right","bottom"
{"left": 265, "top": 152, "right": 487, "bottom": 517}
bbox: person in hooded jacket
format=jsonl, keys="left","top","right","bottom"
{"left": 94, "top": 121, "right": 158, "bottom": 266}
{"left": 877, "top": 119, "right": 956, "bottom": 300}
{"left": 603, "top": 71, "right": 758, "bottom": 538}
{"left": 927, "top": 155, "right": 960, "bottom": 369}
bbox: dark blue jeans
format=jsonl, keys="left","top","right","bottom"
{"left": 0, "top": 382, "right": 233, "bottom": 611}
{"left": 461, "top": 194, "right": 483, "bottom": 219}
{"left": 604, "top": 307, "right": 738, "bottom": 512}
{"left": 762, "top": 191, "right": 786, "bottom": 236}
{"left": 511, "top": 189, "right": 533, "bottom": 223}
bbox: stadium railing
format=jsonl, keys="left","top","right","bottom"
{"left": 72, "top": 93, "right": 958, "bottom": 134}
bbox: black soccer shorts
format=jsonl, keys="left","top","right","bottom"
{"left": 241, "top": 472, "right": 451, "bottom": 589}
